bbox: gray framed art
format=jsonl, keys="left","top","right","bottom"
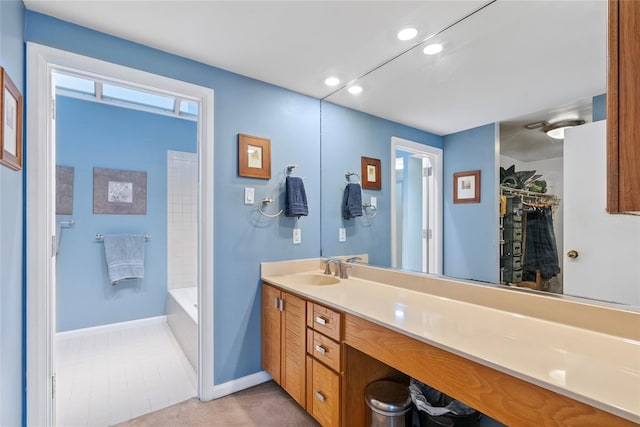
{"left": 56, "top": 166, "right": 75, "bottom": 215}
{"left": 93, "top": 167, "right": 147, "bottom": 214}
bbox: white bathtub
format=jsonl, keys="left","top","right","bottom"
{"left": 167, "top": 287, "right": 197, "bottom": 370}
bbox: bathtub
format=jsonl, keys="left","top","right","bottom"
{"left": 167, "top": 287, "right": 197, "bottom": 370}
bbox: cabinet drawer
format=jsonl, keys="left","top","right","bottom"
{"left": 307, "top": 329, "right": 341, "bottom": 372}
{"left": 307, "top": 302, "right": 342, "bottom": 341}
{"left": 306, "top": 356, "right": 340, "bottom": 427}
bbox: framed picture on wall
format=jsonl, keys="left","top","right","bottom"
{"left": 0, "top": 67, "right": 23, "bottom": 171}
{"left": 93, "top": 167, "right": 147, "bottom": 214}
{"left": 453, "top": 170, "right": 481, "bottom": 203}
{"left": 361, "top": 156, "right": 381, "bottom": 190}
{"left": 238, "top": 134, "right": 271, "bottom": 179}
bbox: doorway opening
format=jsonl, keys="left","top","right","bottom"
{"left": 26, "top": 43, "right": 214, "bottom": 426}
{"left": 390, "top": 137, "right": 443, "bottom": 274}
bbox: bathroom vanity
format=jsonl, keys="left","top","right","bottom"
{"left": 261, "top": 258, "right": 639, "bottom": 427}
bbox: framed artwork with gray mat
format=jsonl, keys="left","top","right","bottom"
{"left": 56, "top": 165, "right": 74, "bottom": 215}
{"left": 93, "top": 167, "right": 147, "bottom": 214}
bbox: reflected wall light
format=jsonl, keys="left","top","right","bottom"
{"left": 524, "top": 119, "right": 586, "bottom": 140}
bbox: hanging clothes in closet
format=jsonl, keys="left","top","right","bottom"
{"left": 522, "top": 206, "right": 560, "bottom": 283}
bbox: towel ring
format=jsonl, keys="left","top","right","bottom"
{"left": 362, "top": 203, "right": 377, "bottom": 218}
{"left": 345, "top": 172, "right": 361, "bottom": 184}
{"left": 258, "top": 198, "right": 284, "bottom": 218}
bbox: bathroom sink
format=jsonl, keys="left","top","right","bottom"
{"left": 293, "top": 273, "right": 340, "bottom": 286}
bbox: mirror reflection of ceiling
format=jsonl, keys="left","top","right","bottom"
{"left": 24, "top": 1, "right": 606, "bottom": 143}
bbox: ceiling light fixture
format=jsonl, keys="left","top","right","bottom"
{"left": 397, "top": 27, "right": 418, "bottom": 41}
{"left": 423, "top": 43, "right": 443, "bottom": 55}
{"left": 348, "top": 85, "right": 363, "bottom": 95}
{"left": 524, "top": 119, "right": 586, "bottom": 140}
{"left": 324, "top": 76, "right": 340, "bottom": 87}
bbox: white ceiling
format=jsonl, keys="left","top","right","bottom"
{"left": 24, "top": 0, "right": 607, "bottom": 160}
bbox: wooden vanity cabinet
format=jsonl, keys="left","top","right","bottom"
{"left": 261, "top": 283, "right": 307, "bottom": 409}
{"left": 607, "top": 0, "right": 640, "bottom": 214}
{"left": 305, "top": 301, "right": 343, "bottom": 426}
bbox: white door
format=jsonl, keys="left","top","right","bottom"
{"left": 390, "top": 137, "right": 443, "bottom": 275}
{"left": 563, "top": 120, "right": 640, "bottom": 305}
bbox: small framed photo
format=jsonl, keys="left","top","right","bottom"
{"left": 361, "top": 156, "right": 381, "bottom": 190}
{"left": 238, "top": 134, "right": 271, "bottom": 179}
{"left": 453, "top": 170, "right": 481, "bottom": 204}
{"left": 0, "top": 67, "right": 23, "bottom": 171}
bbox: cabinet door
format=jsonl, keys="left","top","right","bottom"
{"left": 607, "top": 0, "right": 640, "bottom": 213}
{"left": 261, "top": 284, "right": 281, "bottom": 384}
{"left": 281, "top": 291, "right": 307, "bottom": 409}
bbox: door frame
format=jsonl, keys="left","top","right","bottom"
{"left": 390, "top": 137, "right": 443, "bottom": 274}
{"left": 26, "top": 42, "right": 215, "bottom": 426}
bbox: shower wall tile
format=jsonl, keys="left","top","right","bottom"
{"left": 167, "top": 150, "right": 198, "bottom": 290}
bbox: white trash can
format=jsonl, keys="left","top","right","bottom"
{"left": 365, "top": 380, "right": 412, "bottom": 427}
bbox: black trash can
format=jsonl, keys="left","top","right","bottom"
{"left": 365, "top": 380, "right": 413, "bottom": 427}
{"left": 409, "top": 379, "right": 480, "bottom": 427}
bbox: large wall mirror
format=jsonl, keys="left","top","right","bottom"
{"left": 319, "top": 1, "right": 640, "bottom": 308}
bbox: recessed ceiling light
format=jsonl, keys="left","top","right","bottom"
{"left": 397, "top": 28, "right": 418, "bottom": 41}
{"left": 324, "top": 76, "right": 340, "bottom": 87}
{"left": 423, "top": 43, "right": 443, "bottom": 55}
{"left": 348, "top": 85, "right": 363, "bottom": 95}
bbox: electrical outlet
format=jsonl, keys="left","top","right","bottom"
{"left": 244, "top": 187, "right": 255, "bottom": 204}
{"left": 370, "top": 197, "right": 377, "bottom": 208}
{"left": 339, "top": 228, "right": 346, "bottom": 242}
{"left": 293, "top": 228, "right": 301, "bottom": 244}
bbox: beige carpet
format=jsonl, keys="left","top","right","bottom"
{"left": 114, "top": 381, "right": 320, "bottom": 426}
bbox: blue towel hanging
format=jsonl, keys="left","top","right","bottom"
{"left": 285, "top": 176, "right": 308, "bottom": 217}
{"left": 103, "top": 234, "right": 145, "bottom": 285}
{"left": 342, "top": 183, "right": 363, "bottom": 219}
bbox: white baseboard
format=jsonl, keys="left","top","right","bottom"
{"left": 56, "top": 315, "right": 167, "bottom": 340}
{"left": 204, "top": 371, "right": 272, "bottom": 401}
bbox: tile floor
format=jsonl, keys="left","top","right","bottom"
{"left": 55, "top": 320, "right": 196, "bottom": 426}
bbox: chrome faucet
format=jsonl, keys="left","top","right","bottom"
{"left": 340, "top": 256, "right": 362, "bottom": 279}
{"left": 324, "top": 258, "right": 342, "bottom": 276}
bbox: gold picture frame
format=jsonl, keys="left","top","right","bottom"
{"left": 0, "top": 67, "right": 23, "bottom": 171}
{"left": 453, "top": 170, "right": 481, "bottom": 204}
{"left": 238, "top": 134, "right": 271, "bottom": 179}
{"left": 361, "top": 156, "right": 381, "bottom": 190}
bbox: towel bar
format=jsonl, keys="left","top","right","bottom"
{"left": 96, "top": 233, "right": 151, "bottom": 241}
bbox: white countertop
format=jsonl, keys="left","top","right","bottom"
{"left": 261, "top": 263, "right": 640, "bottom": 423}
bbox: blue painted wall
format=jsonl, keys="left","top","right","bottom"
{"left": 26, "top": 11, "right": 321, "bottom": 385}
{"left": 443, "top": 123, "right": 498, "bottom": 283}
{"left": 320, "top": 101, "right": 442, "bottom": 266}
{"left": 0, "top": 1, "right": 25, "bottom": 425}
{"left": 55, "top": 96, "right": 197, "bottom": 332}
{"left": 593, "top": 93, "right": 606, "bottom": 122}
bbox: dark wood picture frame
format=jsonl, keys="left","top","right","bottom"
{"left": 238, "top": 134, "right": 271, "bottom": 179}
{"left": 0, "top": 67, "right": 23, "bottom": 171}
{"left": 361, "top": 156, "right": 381, "bottom": 190}
{"left": 453, "top": 170, "right": 481, "bottom": 204}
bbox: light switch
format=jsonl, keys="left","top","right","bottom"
{"left": 339, "top": 228, "right": 346, "bottom": 242}
{"left": 370, "top": 197, "right": 377, "bottom": 208}
{"left": 244, "top": 187, "right": 255, "bottom": 204}
{"left": 293, "top": 228, "right": 302, "bottom": 244}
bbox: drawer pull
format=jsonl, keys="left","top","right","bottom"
{"left": 315, "top": 316, "right": 327, "bottom": 325}
{"left": 273, "top": 297, "right": 279, "bottom": 309}
{"left": 314, "top": 344, "right": 326, "bottom": 355}
{"left": 314, "top": 391, "right": 326, "bottom": 402}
